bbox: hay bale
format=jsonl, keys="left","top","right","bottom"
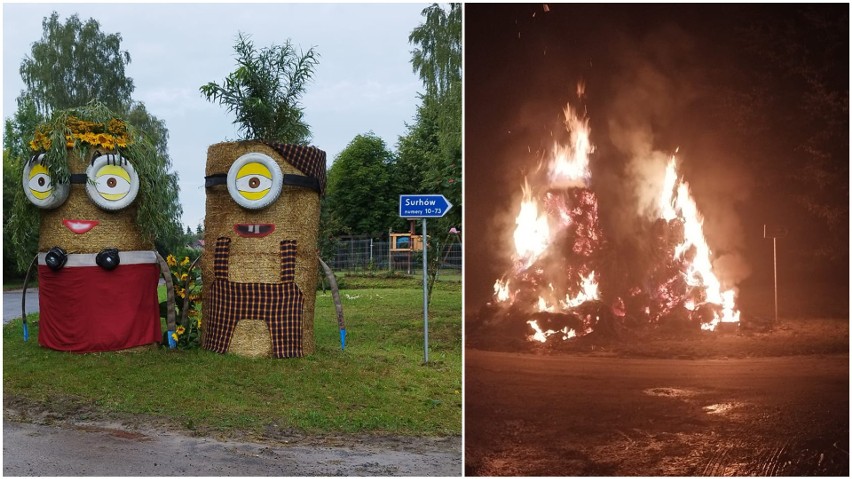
{"left": 202, "top": 140, "right": 323, "bottom": 358}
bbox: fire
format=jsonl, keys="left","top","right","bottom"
{"left": 548, "top": 103, "right": 594, "bottom": 186}
{"left": 488, "top": 88, "right": 740, "bottom": 345}
{"left": 513, "top": 178, "right": 550, "bottom": 268}
{"left": 658, "top": 156, "right": 740, "bottom": 330}
{"left": 527, "top": 320, "right": 577, "bottom": 343}
{"left": 561, "top": 271, "right": 599, "bottom": 309}
{"left": 494, "top": 278, "right": 511, "bottom": 303}
{"left": 493, "top": 95, "right": 604, "bottom": 343}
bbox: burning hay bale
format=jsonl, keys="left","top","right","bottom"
{"left": 480, "top": 90, "right": 743, "bottom": 348}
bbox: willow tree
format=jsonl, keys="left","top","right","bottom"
{"left": 19, "top": 12, "right": 134, "bottom": 116}
{"left": 400, "top": 3, "right": 462, "bottom": 228}
{"left": 4, "top": 12, "right": 183, "bottom": 273}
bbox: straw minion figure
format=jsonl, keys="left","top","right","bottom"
{"left": 16, "top": 104, "right": 177, "bottom": 352}
{"left": 202, "top": 141, "right": 326, "bottom": 358}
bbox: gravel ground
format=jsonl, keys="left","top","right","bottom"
{"left": 3, "top": 402, "right": 461, "bottom": 477}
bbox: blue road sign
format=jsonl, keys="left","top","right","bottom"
{"left": 399, "top": 194, "right": 453, "bottom": 218}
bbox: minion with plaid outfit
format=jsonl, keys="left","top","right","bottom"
{"left": 202, "top": 141, "right": 326, "bottom": 358}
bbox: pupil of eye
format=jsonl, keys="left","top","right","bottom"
{"left": 107, "top": 178, "right": 117, "bottom": 188}
{"left": 249, "top": 177, "right": 260, "bottom": 189}
{"left": 38, "top": 177, "right": 46, "bottom": 187}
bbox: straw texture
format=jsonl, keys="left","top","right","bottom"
{"left": 228, "top": 319, "right": 273, "bottom": 358}
{"left": 203, "top": 141, "right": 322, "bottom": 358}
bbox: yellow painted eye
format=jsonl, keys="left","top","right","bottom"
{"left": 27, "top": 164, "right": 54, "bottom": 200}
{"left": 22, "top": 154, "right": 70, "bottom": 209}
{"left": 86, "top": 154, "right": 140, "bottom": 210}
{"left": 235, "top": 162, "right": 274, "bottom": 200}
{"left": 95, "top": 165, "right": 132, "bottom": 201}
{"left": 226, "top": 152, "right": 283, "bottom": 210}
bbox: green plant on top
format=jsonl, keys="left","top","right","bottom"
{"left": 200, "top": 32, "right": 319, "bottom": 144}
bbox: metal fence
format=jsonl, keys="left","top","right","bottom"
{"left": 327, "top": 238, "right": 462, "bottom": 274}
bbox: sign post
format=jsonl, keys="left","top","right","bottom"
{"left": 764, "top": 224, "right": 787, "bottom": 324}
{"left": 399, "top": 194, "right": 453, "bottom": 363}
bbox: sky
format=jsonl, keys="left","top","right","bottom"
{"left": 3, "top": 2, "right": 429, "bottom": 229}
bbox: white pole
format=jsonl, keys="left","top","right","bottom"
{"left": 423, "top": 218, "right": 429, "bottom": 363}
{"left": 773, "top": 236, "right": 778, "bottom": 324}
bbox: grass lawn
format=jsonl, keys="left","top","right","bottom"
{"left": 4, "top": 277, "right": 461, "bottom": 437}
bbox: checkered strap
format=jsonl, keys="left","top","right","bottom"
{"left": 214, "top": 237, "right": 231, "bottom": 280}
{"left": 262, "top": 142, "right": 327, "bottom": 195}
{"left": 280, "top": 240, "right": 296, "bottom": 282}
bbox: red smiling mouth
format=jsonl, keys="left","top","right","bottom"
{"left": 234, "top": 224, "right": 275, "bottom": 238}
{"left": 63, "top": 219, "right": 99, "bottom": 234}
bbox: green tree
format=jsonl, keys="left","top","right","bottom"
{"left": 4, "top": 12, "right": 183, "bottom": 272}
{"left": 200, "top": 32, "right": 319, "bottom": 143}
{"left": 398, "top": 3, "right": 462, "bottom": 229}
{"left": 124, "top": 101, "right": 183, "bottom": 254}
{"left": 326, "top": 133, "right": 398, "bottom": 237}
{"left": 409, "top": 3, "right": 461, "bottom": 99}
{"left": 3, "top": 98, "right": 42, "bottom": 277}
{"left": 20, "top": 12, "right": 134, "bottom": 116}
{"left": 395, "top": 3, "right": 462, "bottom": 299}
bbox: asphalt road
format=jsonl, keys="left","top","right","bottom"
{"left": 3, "top": 289, "right": 39, "bottom": 324}
{"left": 3, "top": 421, "right": 461, "bottom": 476}
{"left": 465, "top": 349, "right": 849, "bottom": 476}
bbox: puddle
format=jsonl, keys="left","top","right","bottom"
{"left": 642, "top": 387, "right": 699, "bottom": 398}
{"left": 702, "top": 402, "right": 740, "bottom": 415}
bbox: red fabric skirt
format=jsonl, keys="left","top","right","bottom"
{"left": 37, "top": 263, "right": 162, "bottom": 352}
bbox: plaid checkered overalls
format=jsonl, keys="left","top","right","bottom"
{"left": 203, "top": 237, "right": 305, "bottom": 357}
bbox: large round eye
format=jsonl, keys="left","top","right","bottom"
{"left": 85, "top": 154, "right": 140, "bottom": 210}
{"left": 227, "top": 152, "right": 283, "bottom": 209}
{"left": 22, "top": 154, "right": 70, "bottom": 209}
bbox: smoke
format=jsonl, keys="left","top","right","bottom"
{"left": 602, "top": 23, "right": 752, "bottom": 288}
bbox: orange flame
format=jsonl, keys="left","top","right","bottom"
{"left": 562, "top": 271, "right": 599, "bottom": 309}
{"left": 513, "top": 178, "right": 551, "bottom": 268}
{"left": 658, "top": 156, "right": 740, "bottom": 330}
{"left": 494, "top": 278, "right": 512, "bottom": 303}
{"left": 548, "top": 103, "right": 594, "bottom": 186}
{"left": 527, "top": 320, "right": 577, "bottom": 343}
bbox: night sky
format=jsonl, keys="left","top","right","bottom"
{"left": 464, "top": 4, "right": 848, "bottom": 316}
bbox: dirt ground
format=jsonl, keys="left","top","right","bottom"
{"left": 467, "top": 315, "right": 849, "bottom": 359}
{"left": 465, "top": 316, "right": 849, "bottom": 476}
{"left": 3, "top": 396, "right": 461, "bottom": 476}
